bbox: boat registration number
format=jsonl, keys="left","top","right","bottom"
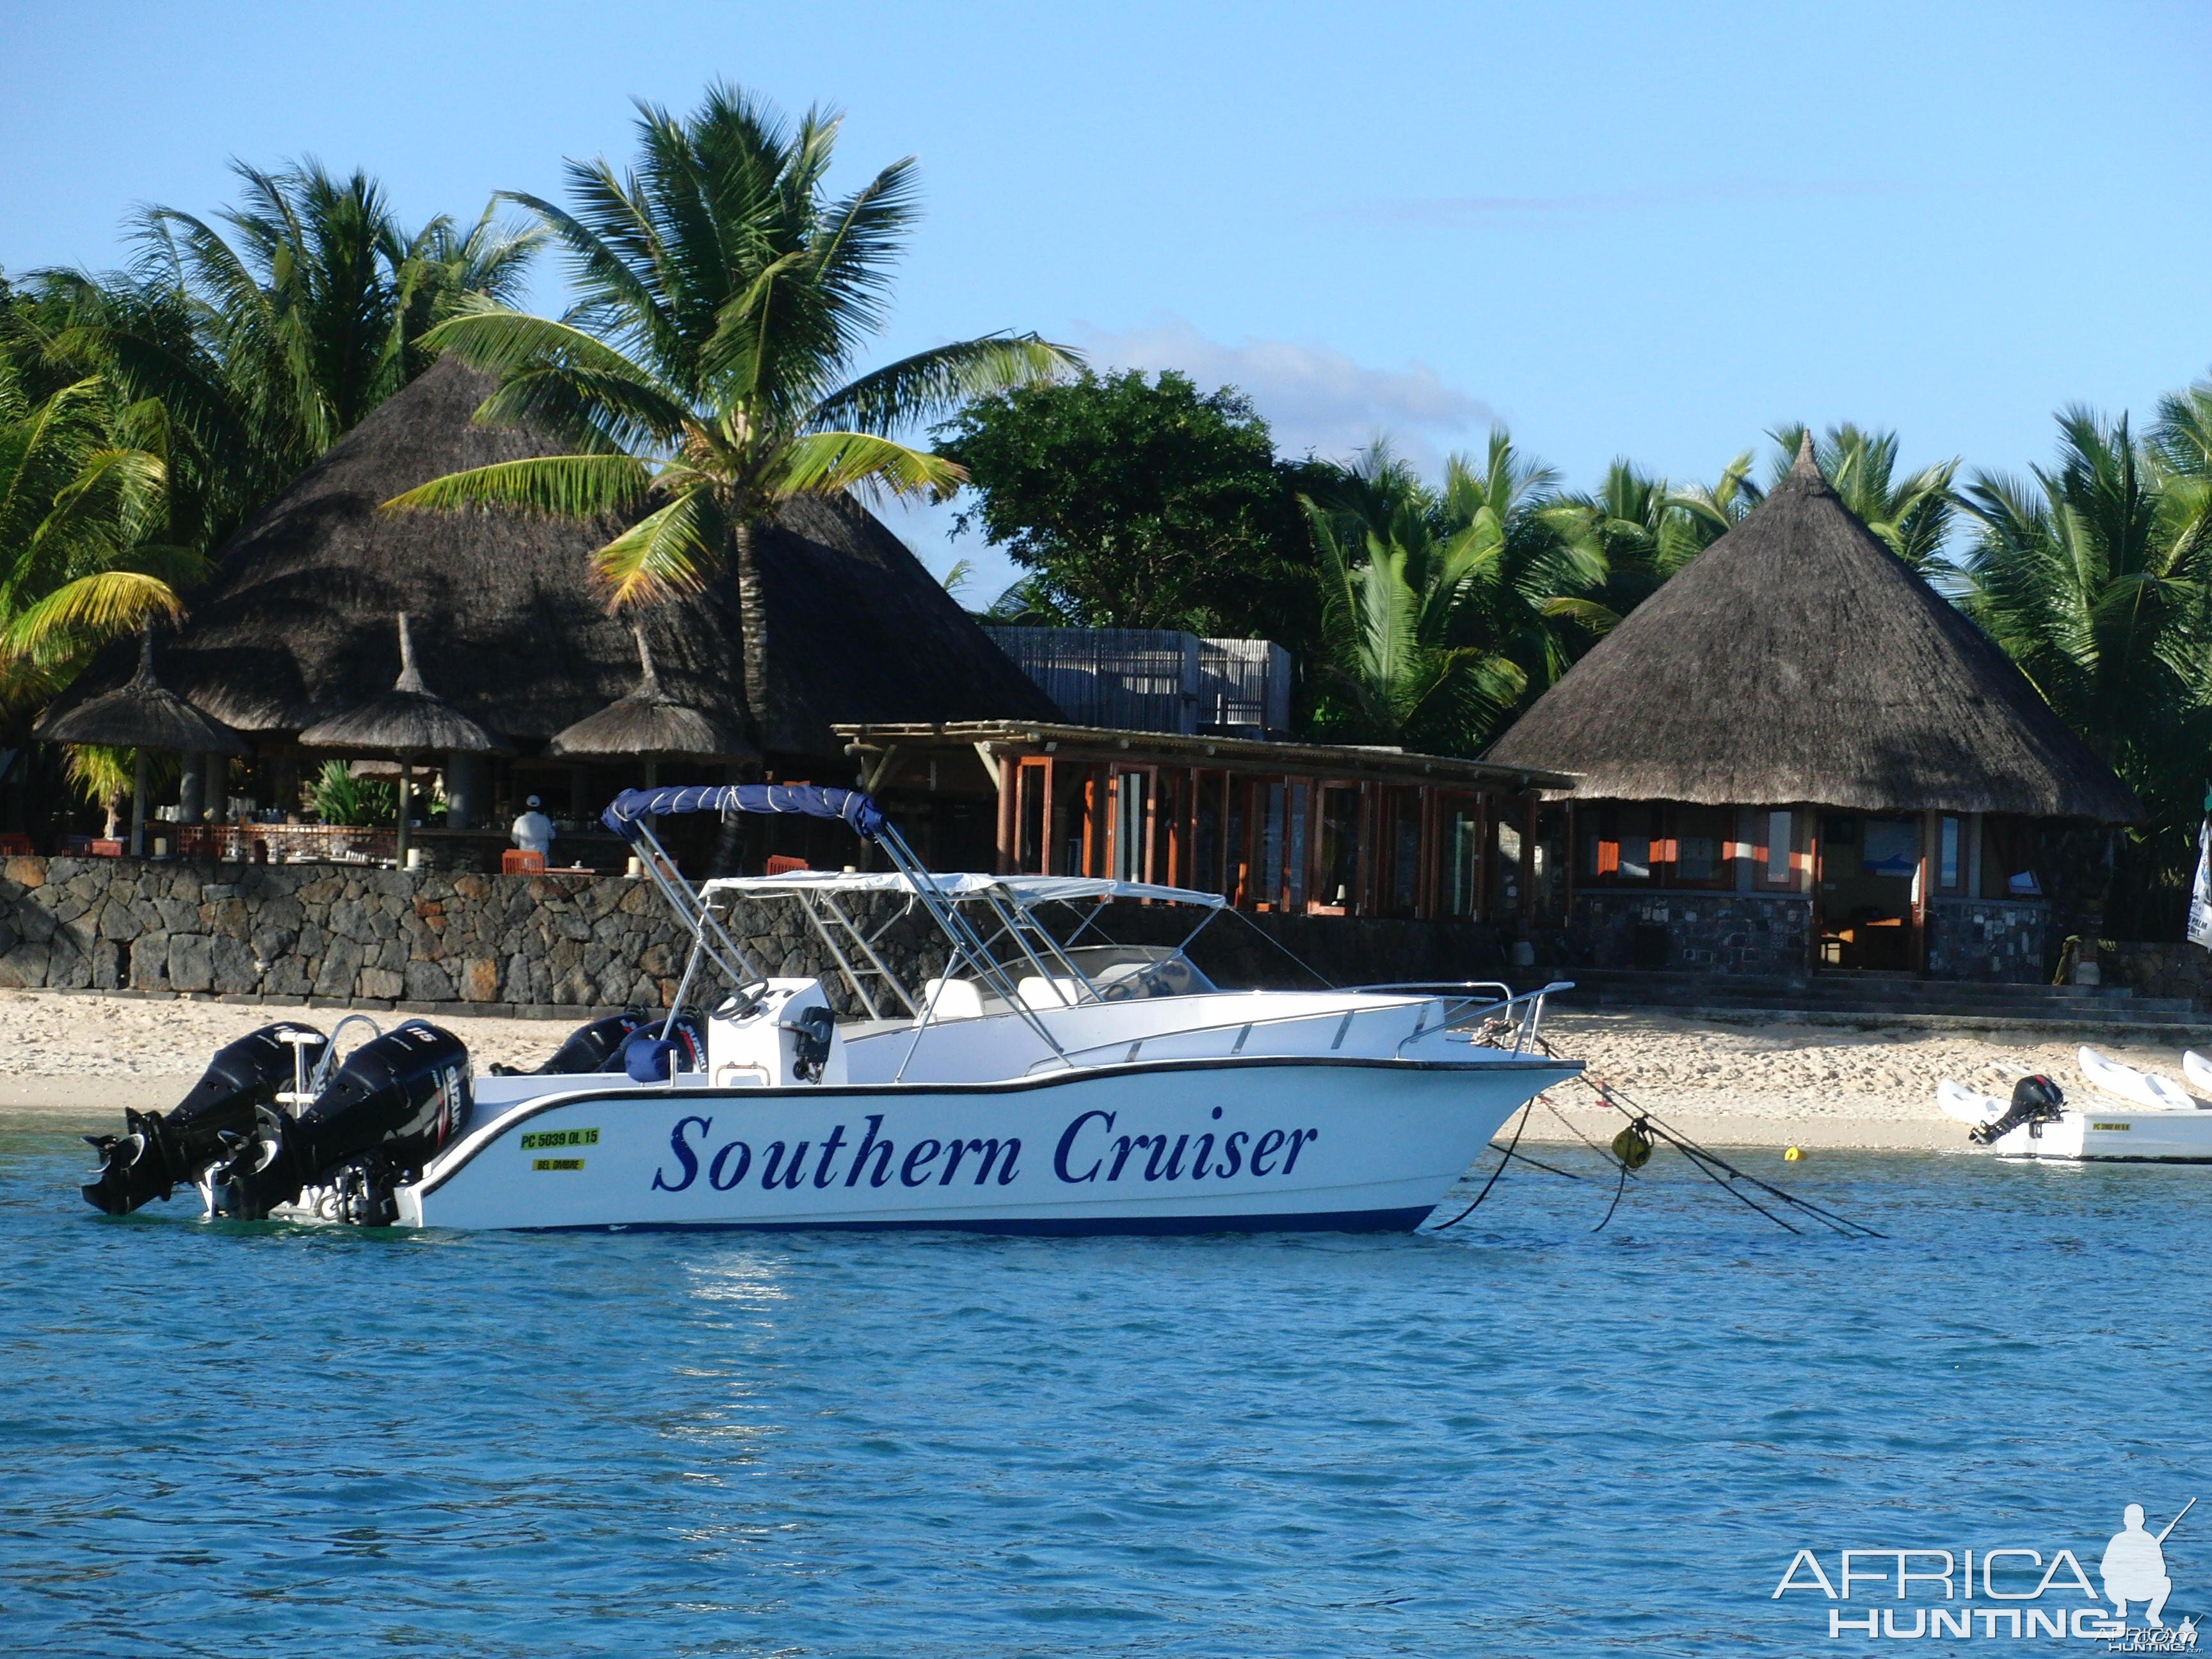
{"left": 522, "top": 1128, "right": 600, "bottom": 1150}
{"left": 2090, "top": 1121, "right": 2131, "bottom": 1131}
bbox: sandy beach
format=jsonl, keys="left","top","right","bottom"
{"left": 2, "top": 988, "right": 2200, "bottom": 1150}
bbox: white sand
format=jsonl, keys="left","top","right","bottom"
{"left": 0, "top": 992, "right": 581, "bottom": 1119}
{"left": 1, "top": 991, "right": 2199, "bottom": 1149}
{"left": 1519, "top": 1011, "right": 2205, "bottom": 1150}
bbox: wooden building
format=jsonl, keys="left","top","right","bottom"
{"left": 835, "top": 720, "right": 1573, "bottom": 929}
{"left": 1484, "top": 435, "right": 2138, "bottom": 981}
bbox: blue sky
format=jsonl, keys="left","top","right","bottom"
{"left": 7, "top": 0, "right": 2209, "bottom": 597}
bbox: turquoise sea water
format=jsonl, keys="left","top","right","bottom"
{"left": 2, "top": 1118, "right": 2204, "bottom": 1656}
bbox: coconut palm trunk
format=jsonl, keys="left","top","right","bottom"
{"left": 732, "top": 518, "right": 768, "bottom": 746}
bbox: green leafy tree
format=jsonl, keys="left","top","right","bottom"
{"left": 387, "top": 84, "right": 1072, "bottom": 732}
{"left": 1957, "top": 395, "right": 2212, "bottom": 929}
{"left": 940, "top": 368, "right": 1318, "bottom": 640}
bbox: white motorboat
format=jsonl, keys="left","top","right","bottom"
{"left": 1941, "top": 1048, "right": 2212, "bottom": 1164}
{"left": 83, "top": 784, "right": 1580, "bottom": 1234}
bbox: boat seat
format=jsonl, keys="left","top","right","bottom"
{"left": 920, "top": 977, "right": 984, "bottom": 1021}
{"left": 1016, "top": 975, "right": 1084, "bottom": 1010}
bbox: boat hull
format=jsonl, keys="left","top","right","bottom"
{"left": 1989, "top": 1107, "right": 2212, "bottom": 1164}
{"left": 398, "top": 1055, "right": 1577, "bottom": 1233}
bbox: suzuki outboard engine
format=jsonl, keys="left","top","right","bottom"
{"left": 82, "top": 1022, "right": 327, "bottom": 1215}
{"left": 206, "top": 1022, "right": 471, "bottom": 1224}
{"left": 1971, "top": 1073, "right": 2067, "bottom": 1145}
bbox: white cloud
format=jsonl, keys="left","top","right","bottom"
{"left": 1074, "top": 316, "right": 1493, "bottom": 471}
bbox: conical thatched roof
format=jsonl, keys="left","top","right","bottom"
{"left": 33, "top": 629, "right": 246, "bottom": 755}
{"left": 45, "top": 357, "right": 1057, "bottom": 757}
{"left": 1486, "top": 435, "right": 2138, "bottom": 822}
{"left": 297, "top": 613, "right": 508, "bottom": 755}
{"left": 547, "top": 625, "right": 753, "bottom": 762}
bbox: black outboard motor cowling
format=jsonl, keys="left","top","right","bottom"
{"left": 82, "top": 1022, "right": 326, "bottom": 1215}
{"left": 209, "top": 1022, "right": 471, "bottom": 1222}
{"left": 486, "top": 1009, "right": 707, "bottom": 1077}
{"left": 1971, "top": 1073, "right": 2067, "bottom": 1145}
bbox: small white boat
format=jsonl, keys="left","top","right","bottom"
{"left": 84, "top": 784, "right": 1582, "bottom": 1234}
{"left": 2184, "top": 1050, "right": 2212, "bottom": 1097}
{"left": 1936, "top": 1078, "right": 2007, "bottom": 1128}
{"left": 2076, "top": 1046, "right": 2204, "bottom": 1113}
{"left": 1978, "top": 1103, "right": 2212, "bottom": 1163}
{"left": 1948, "top": 1056, "right": 2212, "bottom": 1164}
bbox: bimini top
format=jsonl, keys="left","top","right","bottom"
{"left": 699, "top": 870, "right": 1226, "bottom": 909}
{"left": 602, "top": 783, "right": 885, "bottom": 842}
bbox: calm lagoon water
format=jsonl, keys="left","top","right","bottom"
{"left": 3, "top": 1117, "right": 2206, "bottom": 1656}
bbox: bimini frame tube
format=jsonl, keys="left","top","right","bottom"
{"left": 600, "top": 785, "right": 1071, "bottom": 1069}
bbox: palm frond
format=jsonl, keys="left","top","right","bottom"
{"left": 381, "top": 454, "right": 653, "bottom": 518}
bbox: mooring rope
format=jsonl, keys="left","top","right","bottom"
{"left": 1431, "top": 1036, "right": 1886, "bottom": 1240}
{"left": 1563, "top": 1067, "right": 1886, "bottom": 1240}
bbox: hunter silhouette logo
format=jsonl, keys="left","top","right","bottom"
{"left": 1772, "top": 1497, "right": 2199, "bottom": 1644}
{"left": 2105, "top": 1500, "right": 2193, "bottom": 1628}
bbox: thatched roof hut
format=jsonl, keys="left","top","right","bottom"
{"left": 1486, "top": 437, "right": 2137, "bottom": 822}
{"left": 46, "top": 357, "right": 1057, "bottom": 760}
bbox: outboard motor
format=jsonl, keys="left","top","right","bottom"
{"left": 1971, "top": 1074, "right": 2067, "bottom": 1145}
{"left": 488, "top": 1009, "right": 705, "bottom": 1077}
{"left": 82, "top": 1022, "right": 326, "bottom": 1215}
{"left": 206, "top": 1022, "right": 470, "bottom": 1224}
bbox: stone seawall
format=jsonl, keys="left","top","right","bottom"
{"left": 0, "top": 857, "right": 1512, "bottom": 1014}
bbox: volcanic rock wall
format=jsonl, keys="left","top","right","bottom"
{"left": 0, "top": 856, "right": 1511, "bottom": 1014}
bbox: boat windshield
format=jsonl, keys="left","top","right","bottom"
{"left": 1059, "top": 945, "right": 1217, "bottom": 1000}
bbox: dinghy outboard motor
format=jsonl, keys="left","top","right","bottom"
{"left": 1971, "top": 1073, "right": 2067, "bottom": 1145}
{"left": 205, "top": 1022, "right": 470, "bottom": 1224}
{"left": 81, "top": 1022, "right": 327, "bottom": 1215}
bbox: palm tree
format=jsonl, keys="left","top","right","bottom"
{"left": 0, "top": 356, "right": 197, "bottom": 714}
{"left": 1770, "top": 422, "right": 1957, "bottom": 572}
{"left": 1561, "top": 455, "right": 1754, "bottom": 619}
{"left": 1302, "top": 432, "right": 1607, "bottom": 751}
{"left": 1957, "top": 401, "right": 2212, "bottom": 928}
{"left": 385, "top": 84, "right": 1074, "bottom": 732}
{"left": 38, "top": 162, "right": 540, "bottom": 556}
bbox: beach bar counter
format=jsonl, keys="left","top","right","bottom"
{"left": 1484, "top": 436, "right": 2140, "bottom": 984}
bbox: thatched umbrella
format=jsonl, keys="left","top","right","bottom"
{"left": 35, "top": 629, "right": 247, "bottom": 855}
{"left": 298, "top": 612, "right": 508, "bottom": 867}
{"left": 547, "top": 625, "right": 758, "bottom": 790}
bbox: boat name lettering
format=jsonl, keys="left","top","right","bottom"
{"left": 1053, "top": 1110, "right": 1317, "bottom": 1185}
{"left": 648, "top": 1112, "right": 1022, "bottom": 1195}
{"left": 533, "top": 1158, "right": 585, "bottom": 1172}
{"left": 521, "top": 1128, "right": 600, "bottom": 1150}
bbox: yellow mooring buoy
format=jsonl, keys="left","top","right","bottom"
{"left": 1783, "top": 1146, "right": 1804, "bottom": 1162}
{"left": 1611, "top": 1124, "right": 1654, "bottom": 1171}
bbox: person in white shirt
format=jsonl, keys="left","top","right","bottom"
{"left": 511, "top": 796, "right": 555, "bottom": 858}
